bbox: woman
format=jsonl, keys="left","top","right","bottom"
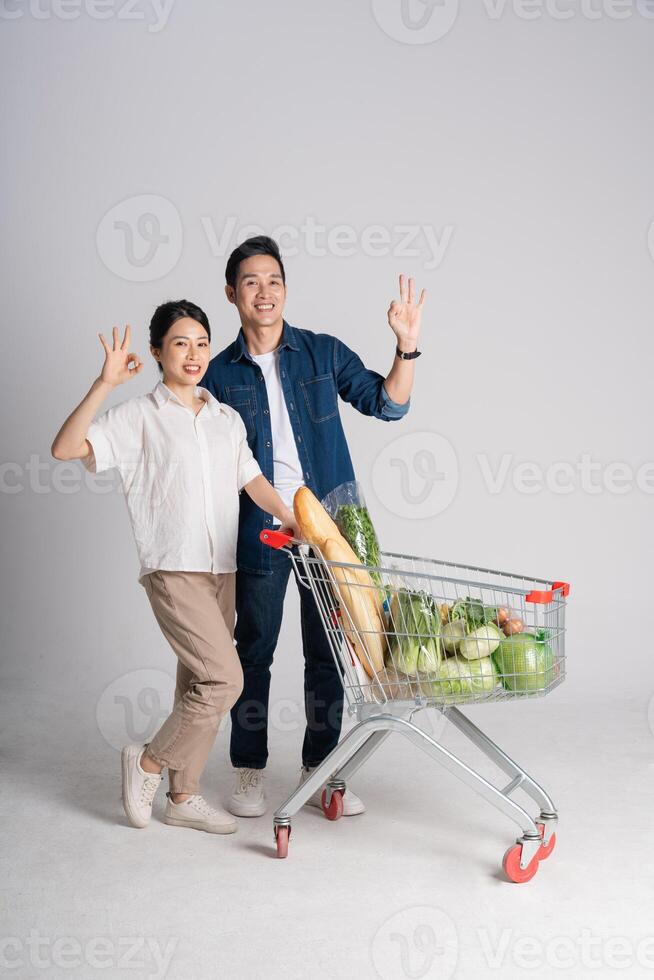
{"left": 51, "top": 300, "right": 298, "bottom": 835}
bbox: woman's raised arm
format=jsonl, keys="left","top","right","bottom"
{"left": 51, "top": 325, "right": 143, "bottom": 461}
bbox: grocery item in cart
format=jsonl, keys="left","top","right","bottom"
{"left": 294, "top": 487, "right": 384, "bottom": 618}
{"left": 322, "top": 537, "right": 386, "bottom": 676}
{"left": 385, "top": 588, "right": 442, "bottom": 674}
{"left": 294, "top": 486, "right": 341, "bottom": 546}
{"left": 321, "top": 481, "right": 382, "bottom": 585}
{"left": 420, "top": 655, "right": 499, "bottom": 702}
{"left": 493, "top": 630, "right": 556, "bottom": 692}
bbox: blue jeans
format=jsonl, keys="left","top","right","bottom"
{"left": 229, "top": 545, "right": 344, "bottom": 770}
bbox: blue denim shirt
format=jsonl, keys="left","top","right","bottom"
{"left": 201, "top": 321, "right": 410, "bottom": 573}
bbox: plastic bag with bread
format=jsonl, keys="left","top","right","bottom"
{"left": 294, "top": 487, "right": 386, "bottom": 677}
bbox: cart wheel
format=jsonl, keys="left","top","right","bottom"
{"left": 536, "top": 822, "right": 557, "bottom": 861}
{"left": 321, "top": 788, "right": 344, "bottom": 821}
{"left": 502, "top": 843, "right": 540, "bottom": 883}
{"left": 275, "top": 826, "right": 290, "bottom": 859}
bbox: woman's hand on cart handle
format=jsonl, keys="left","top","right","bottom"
{"left": 99, "top": 325, "right": 143, "bottom": 388}
{"left": 279, "top": 508, "right": 300, "bottom": 539}
{"left": 260, "top": 528, "right": 297, "bottom": 549}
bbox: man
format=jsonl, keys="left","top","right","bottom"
{"left": 201, "top": 236, "right": 426, "bottom": 818}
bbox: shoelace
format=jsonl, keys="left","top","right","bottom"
{"left": 187, "top": 795, "right": 220, "bottom": 817}
{"left": 237, "top": 768, "right": 262, "bottom": 793}
{"left": 140, "top": 773, "right": 161, "bottom": 806}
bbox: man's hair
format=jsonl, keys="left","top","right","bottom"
{"left": 149, "top": 299, "right": 211, "bottom": 375}
{"left": 225, "top": 235, "right": 286, "bottom": 289}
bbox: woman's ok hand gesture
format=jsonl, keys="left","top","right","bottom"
{"left": 99, "top": 325, "right": 143, "bottom": 387}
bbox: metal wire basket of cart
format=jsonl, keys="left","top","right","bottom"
{"left": 260, "top": 528, "right": 570, "bottom": 883}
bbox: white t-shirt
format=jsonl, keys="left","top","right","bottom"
{"left": 250, "top": 347, "right": 305, "bottom": 521}
{"left": 82, "top": 381, "right": 262, "bottom": 582}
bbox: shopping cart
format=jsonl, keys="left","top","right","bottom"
{"left": 260, "top": 528, "right": 569, "bottom": 883}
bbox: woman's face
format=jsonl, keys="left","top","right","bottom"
{"left": 151, "top": 317, "right": 211, "bottom": 386}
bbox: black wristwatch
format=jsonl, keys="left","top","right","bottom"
{"left": 396, "top": 346, "right": 422, "bottom": 360}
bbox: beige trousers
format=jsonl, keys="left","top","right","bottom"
{"left": 143, "top": 570, "right": 243, "bottom": 794}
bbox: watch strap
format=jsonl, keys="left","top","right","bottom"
{"left": 396, "top": 346, "right": 421, "bottom": 360}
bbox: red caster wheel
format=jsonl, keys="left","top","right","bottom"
{"left": 321, "top": 788, "right": 344, "bottom": 821}
{"left": 275, "top": 826, "right": 290, "bottom": 859}
{"left": 502, "top": 843, "right": 540, "bottom": 883}
{"left": 537, "top": 822, "right": 557, "bottom": 861}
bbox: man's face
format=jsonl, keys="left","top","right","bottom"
{"left": 226, "top": 254, "right": 286, "bottom": 329}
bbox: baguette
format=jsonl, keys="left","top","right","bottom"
{"left": 322, "top": 537, "right": 386, "bottom": 677}
{"left": 293, "top": 486, "right": 384, "bottom": 617}
{"left": 293, "top": 487, "right": 340, "bottom": 548}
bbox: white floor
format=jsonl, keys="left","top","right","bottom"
{"left": 3, "top": 682, "right": 653, "bottom": 980}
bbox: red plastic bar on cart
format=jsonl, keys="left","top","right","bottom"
{"left": 260, "top": 528, "right": 294, "bottom": 549}
{"left": 525, "top": 581, "right": 571, "bottom": 604}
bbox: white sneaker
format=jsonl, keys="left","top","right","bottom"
{"left": 164, "top": 794, "right": 237, "bottom": 834}
{"left": 227, "top": 767, "right": 266, "bottom": 817}
{"left": 121, "top": 743, "right": 163, "bottom": 828}
{"left": 298, "top": 766, "right": 366, "bottom": 816}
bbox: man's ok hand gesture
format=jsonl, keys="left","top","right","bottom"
{"left": 99, "top": 325, "right": 143, "bottom": 387}
{"left": 387, "top": 275, "right": 427, "bottom": 351}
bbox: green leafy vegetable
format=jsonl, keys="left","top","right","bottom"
{"left": 386, "top": 589, "right": 442, "bottom": 676}
{"left": 335, "top": 504, "right": 382, "bottom": 585}
{"left": 420, "top": 656, "right": 499, "bottom": 702}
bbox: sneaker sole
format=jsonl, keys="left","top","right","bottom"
{"left": 163, "top": 816, "right": 237, "bottom": 835}
{"left": 121, "top": 746, "right": 149, "bottom": 829}
{"left": 227, "top": 798, "right": 266, "bottom": 818}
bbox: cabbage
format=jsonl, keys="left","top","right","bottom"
{"left": 386, "top": 589, "right": 442, "bottom": 676}
{"left": 493, "top": 631, "right": 555, "bottom": 692}
{"left": 420, "top": 656, "right": 498, "bottom": 702}
{"left": 458, "top": 623, "right": 503, "bottom": 660}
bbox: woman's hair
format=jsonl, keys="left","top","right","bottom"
{"left": 225, "top": 235, "right": 286, "bottom": 289}
{"left": 149, "top": 299, "right": 211, "bottom": 374}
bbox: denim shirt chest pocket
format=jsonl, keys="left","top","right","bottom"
{"left": 300, "top": 373, "right": 338, "bottom": 423}
{"left": 224, "top": 384, "right": 258, "bottom": 440}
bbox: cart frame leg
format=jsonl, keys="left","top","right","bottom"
{"left": 331, "top": 729, "right": 392, "bottom": 785}
{"left": 272, "top": 717, "right": 385, "bottom": 826}
{"left": 443, "top": 706, "right": 558, "bottom": 844}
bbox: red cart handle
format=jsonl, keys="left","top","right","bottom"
{"left": 260, "top": 528, "right": 295, "bottom": 549}
{"left": 525, "top": 581, "right": 571, "bottom": 604}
